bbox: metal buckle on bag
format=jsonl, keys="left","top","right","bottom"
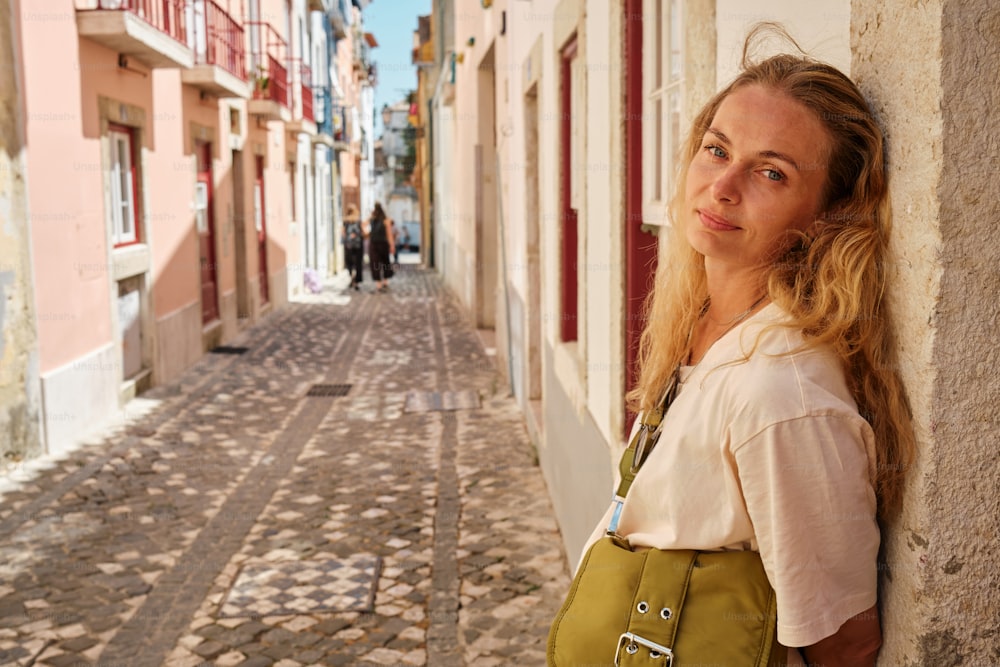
{"left": 614, "top": 632, "right": 673, "bottom": 666}
{"left": 630, "top": 423, "right": 662, "bottom": 473}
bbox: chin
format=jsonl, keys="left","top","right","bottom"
{"left": 685, "top": 221, "right": 713, "bottom": 257}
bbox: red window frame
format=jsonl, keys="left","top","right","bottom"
{"left": 559, "top": 36, "right": 579, "bottom": 343}
{"left": 108, "top": 122, "right": 141, "bottom": 248}
{"left": 624, "top": 0, "right": 658, "bottom": 435}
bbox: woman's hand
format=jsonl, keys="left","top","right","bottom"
{"left": 801, "top": 604, "right": 881, "bottom": 667}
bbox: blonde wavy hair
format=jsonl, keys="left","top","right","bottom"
{"left": 628, "top": 27, "right": 915, "bottom": 518}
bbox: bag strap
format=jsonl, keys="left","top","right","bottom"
{"left": 607, "top": 366, "right": 681, "bottom": 535}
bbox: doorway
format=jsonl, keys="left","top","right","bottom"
{"left": 254, "top": 154, "right": 270, "bottom": 304}
{"left": 475, "top": 44, "right": 498, "bottom": 328}
{"left": 233, "top": 149, "right": 250, "bottom": 322}
{"left": 196, "top": 141, "right": 219, "bottom": 324}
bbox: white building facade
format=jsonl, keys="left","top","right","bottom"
{"left": 429, "top": 0, "right": 1000, "bottom": 664}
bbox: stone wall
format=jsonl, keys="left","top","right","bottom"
{"left": 853, "top": 0, "right": 999, "bottom": 662}
{"left": 0, "top": 0, "right": 41, "bottom": 462}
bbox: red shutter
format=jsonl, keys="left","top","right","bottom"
{"left": 624, "top": 1, "right": 657, "bottom": 435}
{"left": 559, "top": 37, "right": 578, "bottom": 343}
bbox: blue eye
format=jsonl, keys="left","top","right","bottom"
{"left": 705, "top": 145, "right": 726, "bottom": 159}
{"left": 763, "top": 169, "right": 784, "bottom": 182}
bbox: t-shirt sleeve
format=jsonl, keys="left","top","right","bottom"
{"left": 733, "top": 414, "right": 879, "bottom": 648}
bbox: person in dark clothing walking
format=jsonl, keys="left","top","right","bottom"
{"left": 342, "top": 204, "right": 365, "bottom": 291}
{"left": 366, "top": 202, "right": 395, "bottom": 293}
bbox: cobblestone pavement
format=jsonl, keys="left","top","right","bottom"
{"left": 0, "top": 266, "right": 570, "bottom": 666}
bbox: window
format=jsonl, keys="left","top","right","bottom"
{"left": 109, "top": 124, "right": 139, "bottom": 246}
{"left": 642, "top": 0, "right": 683, "bottom": 224}
{"left": 289, "top": 160, "right": 297, "bottom": 220}
{"left": 194, "top": 181, "right": 209, "bottom": 233}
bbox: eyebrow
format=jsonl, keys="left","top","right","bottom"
{"left": 706, "top": 128, "right": 801, "bottom": 171}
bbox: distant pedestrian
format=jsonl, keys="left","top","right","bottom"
{"left": 392, "top": 223, "right": 403, "bottom": 266}
{"left": 342, "top": 204, "right": 364, "bottom": 291}
{"left": 366, "top": 202, "right": 395, "bottom": 293}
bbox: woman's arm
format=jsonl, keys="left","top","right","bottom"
{"left": 387, "top": 219, "right": 396, "bottom": 255}
{"left": 733, "top": 413, "right": 881, "bottom": 654}
{"left": 801, "top": 604, "right": 881, "bottom": 667}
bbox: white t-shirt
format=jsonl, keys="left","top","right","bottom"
{"left": 583, "top": 303, "right": 879, "bottom": 649}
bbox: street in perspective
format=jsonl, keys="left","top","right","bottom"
{"left": 0, "top": 265, "right": 569, "bottom": 667}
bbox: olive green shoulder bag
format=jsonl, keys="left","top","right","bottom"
{"left": 547, "top": 371, "right": 783, "bottom": 667}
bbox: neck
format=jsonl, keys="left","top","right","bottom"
{"left": 702, "top": 260, "right": 768, "bottom": 322}
{"left": 685, "top": 260, "right": 769, "bottom": 366}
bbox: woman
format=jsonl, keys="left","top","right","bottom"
{"left": 342, "top": 204, "right": 364, "bottom": 291}
{"left": 366, "top": 202, "right": 395, "bottom": 293}
{"left": 584, "top": 32, "right": 914, "bottom": 666}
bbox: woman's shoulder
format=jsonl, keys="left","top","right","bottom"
{"left": 720, "top": 305, "right": 857, "bottom": 418}
{"left": 738, "top": 304, "right": 838, "bottom": 366}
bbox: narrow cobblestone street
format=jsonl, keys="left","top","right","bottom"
{"left": 0, "top": 266, "right": 570, "bottom": 667}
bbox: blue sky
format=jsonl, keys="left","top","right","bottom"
{"left": 363, "top": 0, "right": 432, "bottom": 136}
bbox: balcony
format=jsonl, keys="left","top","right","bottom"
{"left": 181, "top": 0, "right": 250, "bottom": 98}
{"left": 328, "top": 0, "right": 348, "bottom": 39}
{"left": 285, "top": 58, "right": 316, "bottom": 135}
{"left": 314, "top": 86, "right": 332, "bottom": 133}
{"left": 352, "top": 30, "right": 376, "bottom": 72}
{"left": 311, "top": 85, "right": 336, "bottom": 148}
{"left": 286, "top": 60, "right": 317, "bottom": 136}
{"left": 330, "top": 104, "right": 351, "bottom": 151}
{"left": 75, "top": 0, "right": 193, "bottom": 69}
{"left": 246, "top": 22, "right": 291, "bottom": 122}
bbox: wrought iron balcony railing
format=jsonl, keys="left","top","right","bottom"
{"left": 246, "top": 21, "right": 288, "bottom": 108}
{"left": 81, "top": 0, "right": 189, "bottom": 45}
{"left": 191, "top": 0, "right": 246, "bottom": 79}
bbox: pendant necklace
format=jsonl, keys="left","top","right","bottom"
{"left": 683, "top": 293, "right": 768, "bottom": 373}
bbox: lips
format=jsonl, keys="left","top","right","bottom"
{"left": 697, "top": 209, "right": 740, "bottom": 231}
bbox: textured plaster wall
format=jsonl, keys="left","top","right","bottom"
{"left": 716, "top": 0, "right": 850, "bottom": 86}
{"left": 583, "top": 0, "right": 621, "bottom": 448}
{"left": 26, "top": 25, "right": 115, "bottom": 373}
{"left": 0, "top": 0, "right": 41, "bottom": 460}
{"left": 853, "top": 0, "right": 1000, "bottom": 663}
{"left": 925, "top": 0, "right": 1000, "bottom": 660}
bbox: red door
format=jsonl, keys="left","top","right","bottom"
{"left": 559, "top": 37, "right": 579, "bottom": 343}
{"left": 196, "top": 141, "right": 220, "bottom": 323}
{"left": 255, "top": 155, "right": 270, "bottom": 304}
{"left": 623, "top": 0, "right": 657, "bottom": 435}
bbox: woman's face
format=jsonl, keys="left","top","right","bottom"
{"left": 684, "top": 84, "right": 831, "bottom": 272}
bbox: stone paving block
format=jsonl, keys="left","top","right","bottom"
{"left": 58, "top": 635, "right": 98, "bottom": 652}
{"left": 236, "top": 656, "right": 274, "bottom": 667}
{"left": 191, "top": 639, "right": 227, "bottom": 659}
{"left": 0, "top": 646, "right": 30, "bottom": 662}
{"left": 289, "top": 647, "right": 324, "bottom": 663}
{"left": 215, "top": 650, "right": 247, "bottom": 666}
{"left": 43, "top": 653, "right": 92, "bottom": 667}
{"left": 261, "top": 643, "right": 295, "bottom": 660}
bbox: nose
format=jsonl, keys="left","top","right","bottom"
{"left": 710, "top": 164, "right": 742, "bottom": 205}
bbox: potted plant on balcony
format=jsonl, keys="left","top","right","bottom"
{"left": 252, "top": 65, "right": 270, "bottom": 97}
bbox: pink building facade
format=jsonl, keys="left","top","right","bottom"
{"left": 6, "top": 0, "right": 372, "bottom": 456}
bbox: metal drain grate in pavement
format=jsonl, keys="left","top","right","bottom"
{"left": 404, "top": 390, "right": 481, "bottom": 413}
{"left": 306, "top": 383, "right": 352, "bottom": 397}
{"left": 219, "top": 554, "right": 382, "bottom": 618}
{"left": 210, "top": 345, "right": 249, "bottom": 355}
